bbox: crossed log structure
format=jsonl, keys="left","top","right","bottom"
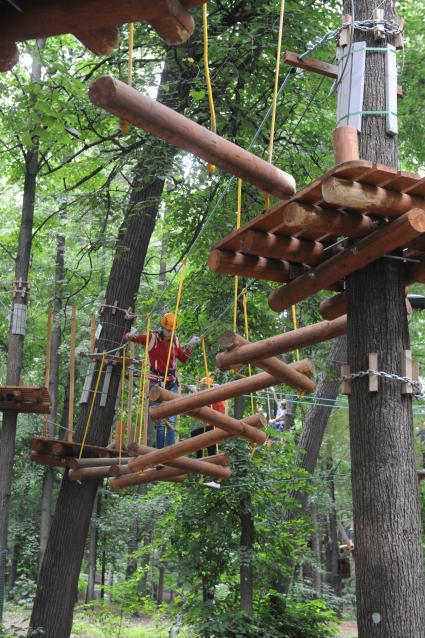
{"left": 0, "top": 0, "right": 205, "bottom": 72}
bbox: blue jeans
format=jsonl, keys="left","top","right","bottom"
{"left": 150, "top": 380, "right": 179, "bottom": 449}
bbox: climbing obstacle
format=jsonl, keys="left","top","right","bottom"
{"left": 0, "top": 0, "right": 205, "bottom": 72}
{"left": 0, "top": 385, "right": 51, "bottom": 414}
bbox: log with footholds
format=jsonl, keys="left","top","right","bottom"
{"left": 89, "top": 76, "right": 296, "bottom": 198}
{"left": 110, "top": 466, "right": 188, "bottom": 489}
{"left": 268, "top": 209, "right": 425, "bottom": 312}
{"left": 216, "top": 315, "right": 347, "bottom": 371}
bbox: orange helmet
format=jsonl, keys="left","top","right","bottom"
{"left": 161, "top": 312, "right": 177, "bottom": 331}
{"left": 200, "top": 376, "right": 214, "bottom": 387}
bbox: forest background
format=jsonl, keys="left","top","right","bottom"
{"left": 0, "top": 0, "right": 424, "bottom": 636}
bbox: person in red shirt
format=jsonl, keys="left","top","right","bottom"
{"left": 190, "top": 376, "right": 226, "bottom": 458}
{"left": 124, "top": 312, "right": 199, "bottom": 448}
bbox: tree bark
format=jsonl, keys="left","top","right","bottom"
{"left": 344, "top": 1, "right": 425, "bottom": 635}
{"left": 86, "top": 491, "right": 99, "bottom": 602}
{"left": 39, "top": 232, "right": 65, "bottom": 567}
{"left": 29, "top": 45, "right": 198, "bottom": 638}
{"left": 310, "top": 502, "right": 321, "bottom": 597}
{"left": 157, "top": 564, "right": 165, "bottom": 605}
{"left": 0, "top": 41, "right": 44, "bottom": 611}
{"left": 325, "top": 457, "right": 341, "bottom": 601}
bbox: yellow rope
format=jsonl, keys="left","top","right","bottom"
{"left": 264, "top": 0, "right": 286, "bottom": 208}
{"left": 119, "top": 346, "right": 127, "bottom": 463}
{"left": 201, "top": 336, "right": 210, "bottom": 380}
{"left": 163, "top": 258, "right": 187, "bottom": 386}
{"left": 78, "top": 353, "right": 106, "bottom": 459}
{"left": 120, "top": 22, "right": 134, "bottom": 136}
{"left": 291, "top": 304, "right": 300, "bottom": 361}
{"left": 233, "top": 179, "right": 243, "bottom": 332}
{"left": 242, "top": 288, "right": 255, "bottom": 415}
{"left": 202, "top": 2, "right": 217, "bottom": 174}
{"left": 137, "top": 313, "right": 151, "bottom": 444}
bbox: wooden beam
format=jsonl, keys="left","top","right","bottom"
{"left": 320, "top": 293, "right": 347, "bottom": 320}
{"left": 216, "top": 316, "right": 347, "bottom": 371}
{"left": 149, "top": 385, "right": 267, "bottom": 443}
{"left": 128, "top": 414, "right": 264, "bottom": 474}
{"left": 0, "top": 0, "right": 201, "bottom": 46}
{"left": 89, "top": 76, "right": 296, "bottom": 198}
{"left": 239, "top": 230, "right": 325, "bottom": 265}
{"left": 122, "top": 449, "right": 230, "bottom": 479}
{"left": 268, "top": 209, "right": 425, "bottom": 312}
{"left": 74, "top": 26, "right": 120, "bottom": 55}
{"left": 322, "top": 177, "right": 425, "bottom": 217}
{"left": 110, "top": 466, "right": 187, "bottom": 489}
{"left": 0, "top": 42, "right": 19, "bottom": 73}
{"left": 208, "top": 249, "right": 292, "bottom": 283}
{"left": 68, "top": 465, "right": 120, "bottom": 481}
{"left": 31, "top": 451, "right": 76, "bottom": 469}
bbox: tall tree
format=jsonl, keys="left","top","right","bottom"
{"left": 0, "top": 39, "right": 45, "bottom": 609}
{"left": 29, "top": 43, "right": 199, "bottom": 638}
{"left": 344, "top": 0, "right": 424, "bottom": 635}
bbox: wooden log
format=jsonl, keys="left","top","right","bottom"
{"left": 110, "top": 466, "right": 187, "bottom": 489}
{"left": 268, "top": 209, "right": 425, "bottom": 312}
{"left": 417, "top": 469, "right": 425, "bottom": 482}
{"left": 322, "top": 177, "right": 425, "bottom": 217}
{"left": 218, "top": 333, "right": 316, "bottom": 383}
{"left": 208, "top": 249, "right": 292, "bottom": 282}
{"left": 128, "top": 414, "right": 264, "bottom": 473}
{"left": 31, "top": 452, "right": 76, "bottom": 469}
{"left": 120, "top": 450, "right": 230, "bottom": 479}
{"left": 51, "top": 442, "right": 67, "bottom": 456}
{"left": 0, "top": 42, "right": 19, "bottom": 73}
{"left": 0, "top": 0, "right": 200, "bottom": 46}
{"left": 74, "top": 26, "right": 120, "bottom": 55}
{"left": 216, "top": 315, "right": 347, "bottom": 371}
{"left": 149, "top": 366, "right": 310, "bottom": 421}
{"left": 89, "top": 76, "right": 296, "bottom": 198}
{"left": 239, "top": 231, "right": 325, "bottom": 266}
{"left": 277, "top": 201, "right": 378, "bottom": 239}
{"left": 68, "top": 465, "right": 120, "bottom": 481}
{"left": 320, "top": 294, "right": 347, "bottom": 320}
{"left": 150, "top": 385, "right": 267, "bottom": 443}
{"left": 332, "top": 126, "right": 359, "bottom": 165}
{"left": 72, "top": 456, "right": 134, "bottom": 468}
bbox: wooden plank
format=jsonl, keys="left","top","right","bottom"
{"left": 341, "top": 364, "right": 351, "bottom": 394}
{"left": 401, "top": 349, "right": 413, "bottom": 394}
{"left": 368, "top": 353, "right": 378, "bottom": 392}
{"left": 283, "top": 50, "right": 338, "bottom": 79}
{"left": 30, "top": 436, "right": 124, "bottom": 458}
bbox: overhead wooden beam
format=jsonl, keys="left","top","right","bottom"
{"left": 89, "top": 76, "right": 296, "bottom": 198}
{"left": 74, "top": 26, "right": 120, "bottom": 56}
{"left": 322, "top": 177, "right": 425, "bottom": 218}
{"left": 0, "top": 42, "right": 19, "bottom": 73}
{"left": 208, "top": 249, "right": 292, "bottom": 283}
{"left": 239, "top": 230, "right": 325, "bottom": 265}
{"left": 0, "top": 0, "right": 201, "bottom": 46}
{"left": 216, "top": 315, "right": 347, "bottom": 371}
{"left": 149, "top": 385, "right": 267, "bottom": 443}
{"left": 128, "top": 414, "right": 264, "bottom": 474}
{"left": 268, "top": 209, "right": 425, "bottom": 312}
{"left": 320, "top": 293, "right": 347, "bottom": 320}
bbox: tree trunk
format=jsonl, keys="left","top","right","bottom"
{"left": 310, "top": 502, "right": 321, "bottom": 597}
{"left": 344, "top": 1, "right": 425, "bottom": 635}
{"left": 39, "top": 232, "right": 65, "bottom": 566}
{"left": 29, "top": 45, "right": 198, "bottom": 638}
{"left": 157, "top": 564, "right": 165, "bottom": 605}
{"left": 0, "top": 41, "right": 44, "bottom": 612}
{"left": 325, "top": 457, "right": 341, "bottom": 601}
{"left": 86, "top": 491, "right": 99, "bottom": 602}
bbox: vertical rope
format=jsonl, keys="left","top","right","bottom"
{"left": 163, "top": 258, "right": 187, "bottom": 386}
{"left": 242, "top": 288, "right": 255, "bottom": 415}
{"left": 78, "top": 353, "right": 106, "bottom": 459}
{"left": 201, "top": 336, "right": 210, "bottom": 380}
{"left": 233, "top": 179, "right": 243, "bottom": 332}
{"left": 202, "top": 2, "right": 217, "bottom": 174}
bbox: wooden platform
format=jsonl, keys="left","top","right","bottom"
{"left": 0, "top": 386, "right": 51, "bottom": 414}
{"left": 30, "top": 436, "right": 124, "bottom": 459}
{"left": 209, "top": 160, "right": 425, "bottom": 312}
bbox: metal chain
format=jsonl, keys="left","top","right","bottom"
{"left": 346, "top": 19, "right": 403, "bottom": 36}
{"left": 341, "top": 369, "right": 423, "bottom": 398}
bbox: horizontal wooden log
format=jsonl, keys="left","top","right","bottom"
{"left": 0, "top": 43, "right": 19, "bottom": 72}
{"left": 111, "top": 467, "right": 188, "bottom": 489}
{"left": 74, "top": 26, "right": 120, "bottom": 55}
{"left": 121, "top": 449, "right": 230, "bottom": 479}
{"left": 406, "top": 259, "right": 425, "bottom": 285}
{"left": 128, "top": 414, "right": 264, "bottom": 473}
{"left": 208, "top": 249, "right": 292, "bottom": 282}
{"left": 268, "top": 209, "right": 425, "bottom": 312}
{"left": 322, "top": 177, "right": 425, "bottom": 218}
{"left": 239, "top": 230, "right": 325, "bottom": 265}
{"left": 30, "top": 452, "right": 76, "bottom": 469}
{"left": 0, "top": 0, "right": 200, "bottom": 46}
{"left": 278, "top": 201, "right": 378, "bottom": 239}
{"left": 320, "top": 294, "right": 347, "bottom": 320}
{"left": 149, "top": 367, "right": 307, "bottom": 421}
{"left": 216, "top": 316, "right": 347, "bottom": 370}
{"left": 68, "top": 465, "right": 120, "bottom": 481}
{"left": 72, "top": 456, "right": 133, "bottom": 468}
{"left": 89, "top": 76, "right": 296, "bottom": 198}
{"left": 150, "top": 385, "right": 267, "bottom": 443}
{"left": 218, "top": 333, "right": 316, "bottom": 380}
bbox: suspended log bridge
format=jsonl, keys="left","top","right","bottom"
{"left": 0, "top": 0, "right": 204, "bottom": 71}
{"left": 89, "top": 76, "right": 296, "bottom": 198}
{"left": 128, "top": 413, "right": 265, "bottom": 474}
{"left": 0, "top": 386, "right": 51, "bottom": 414}
{"left": 30, "top": 436, "right": 124, "bottom": 468}
{"left": 216, "top": 316, "right": 347, "bottom": 371}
